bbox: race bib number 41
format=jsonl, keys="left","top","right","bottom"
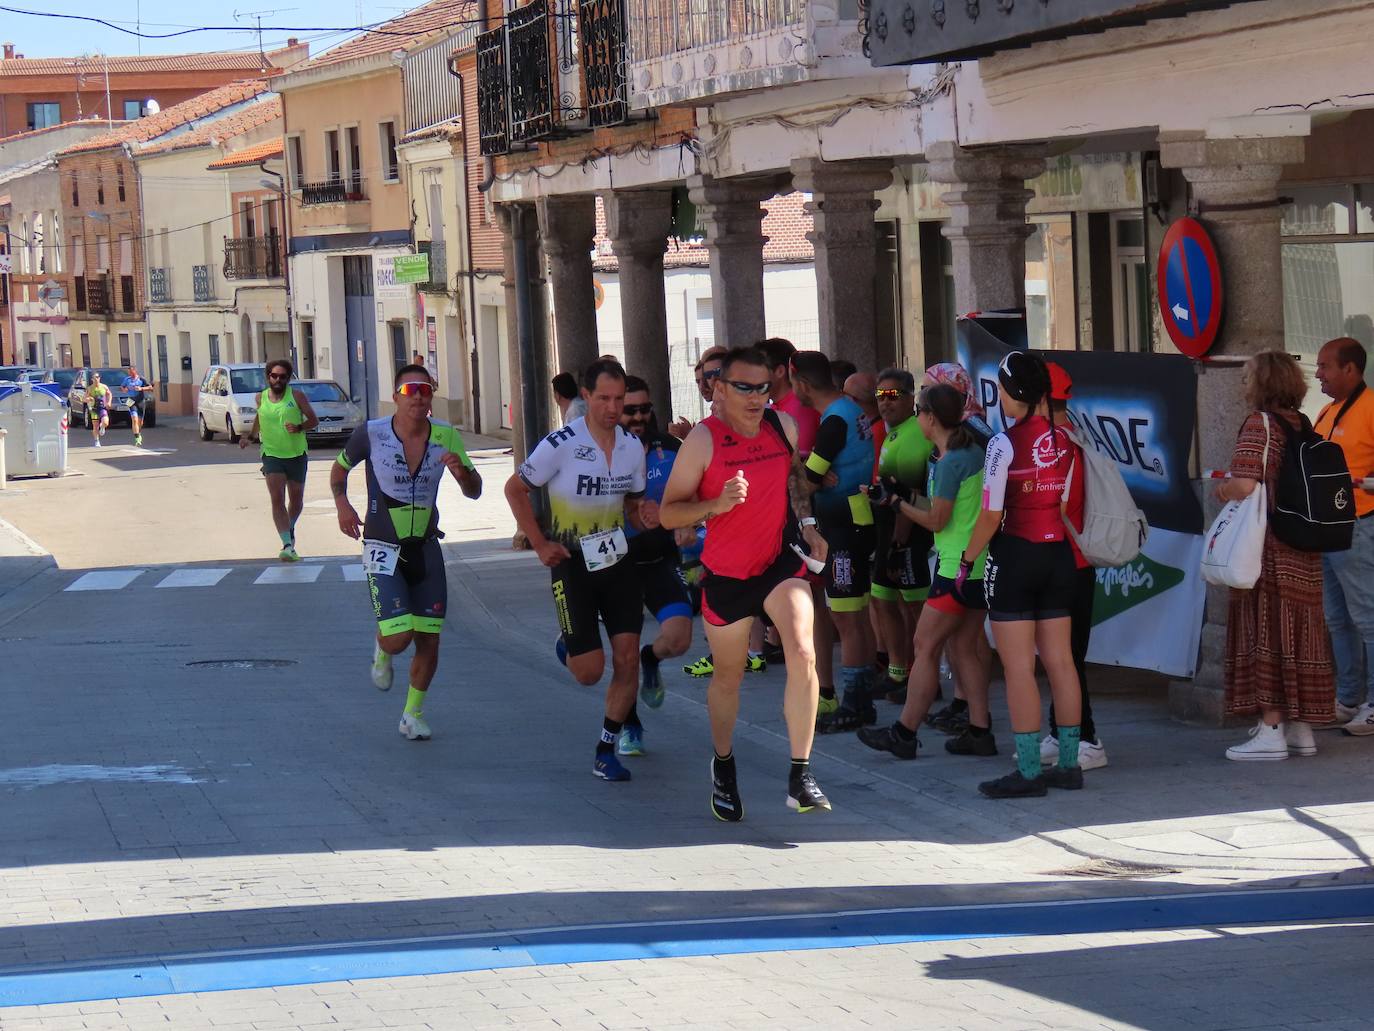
{"left": 580, "top": 527, "right": 627, "bottom": 572}
{"left": 362, "top": 539, "right": 401, "bottom": 576}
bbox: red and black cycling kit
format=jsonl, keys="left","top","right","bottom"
{"left": 981, "top": 414, "right": 1084, "bottom": 622}
{"left": 698, "top": 409, "right": 805, "bottom": 626}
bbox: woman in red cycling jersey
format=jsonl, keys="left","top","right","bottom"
{"left": 959, "top": 351, "right": 1085, "bottom": 799}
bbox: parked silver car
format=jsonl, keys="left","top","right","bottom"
{"left": 295, "top": 379, "right": 365, "bottom": 444}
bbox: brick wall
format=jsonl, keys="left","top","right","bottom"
{"left": 56, "top": 149, "right": 147, "bottom": 326}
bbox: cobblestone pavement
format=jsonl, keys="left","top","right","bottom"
{"left": 1, "top": 429, "right": 1371, "bottom": 1028}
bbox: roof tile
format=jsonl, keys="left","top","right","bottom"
{"left": 58, "top": 80, "right": 272, "bottom": 155}
{"left": 304, "top": 0, "right": 477, "bottom": 69}
{"left": 206, "top": 138, "right": 285, "bottom": 169}
{"left": 140, "top": 96, "right": 282, "bottom": 156}
{"left": 0, "top": 52, "right": 280, "bottom": 77}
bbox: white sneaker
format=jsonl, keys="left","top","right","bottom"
{"left": 1225, "top": 720, "right": 1288, "bottom": 762}
{"left": 1285, "top": 721, "right": 1317, "bottom": 757}
{"left": 1319, "top": 702, "right": 1360, "bottom": 729}
{"left": 93, "top": 439, "right": 102, "bottom": 447}
{"left": 1342, "top": 702, "right": 1374, "bottom": 737}
{"left": 370, "top": 643, "right": 393, "bottom": 691}
{"left": 398, "top": 712, "right": 431, "bottom": 740}
{"left": 1039, "top": 734, "right": 1108, "bottom": 770}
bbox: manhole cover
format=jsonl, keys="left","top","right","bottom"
{"left": 186, "top": 659, "right": 298, "bottom": 670}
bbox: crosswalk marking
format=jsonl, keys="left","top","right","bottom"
{"left": 254, "top": 564, "right": 324, "bottom": 586}
{"left": 341, "top": 564, "right": 366, "bottom": 582}
{"left": 65, "top": 569, "right": 145, "bottom": 592}
{"left": 155, "top": 568, "right": 231, "bottom": 589}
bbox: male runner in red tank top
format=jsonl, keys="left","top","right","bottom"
{"left": 661, "top": 345, "right": 833, "bottom": 821}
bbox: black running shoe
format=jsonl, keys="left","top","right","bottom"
{"left": 978, "top": 770, "right": 1047, "bottom": 799}
{"left": 1041, "top": 765, "right": 1084, "bottom": 791}
{"left": 925, "top": 700, "right": 958, "bottom": 728}
{"left": 929, "top": 705, "right": 970, "bottom": 735}
{"left": 945, "top": 728, "right": 998, "bottom": 757}
{"left": 856, "top": 722, "right": 920, "bottom": 760}
{"left": 816, "top": 703, "right": 877, "bottom": 734}
{"left": 787, "top": 770, "right": 831, "bottom": 813}
{"left": 711, "top": 756, "right": 743, "bottom": 822}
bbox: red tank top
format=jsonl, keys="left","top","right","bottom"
{"left": 700, "top": 411, "right": 793, "bottom": 578}
{"left": 1002, "top": 415, "right": 1081, "bottom": 543}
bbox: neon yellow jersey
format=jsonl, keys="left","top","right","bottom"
{"left": 257, "top": 389, "right": 308, "bottom": 459}
{"left": 336, "top": 417, "right": 474, "bottom": 542}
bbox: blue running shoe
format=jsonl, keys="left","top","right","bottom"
{"left": 594, "top": 752, "right": 632, "bottom": 781}
{"left": 618, "top": 725, "right": 645, "bottom": 757}
{"left": 640, "top": 656, "right": 665, "bottom": 709}
{"left": 555, "top": 634, "right": 568, "bottom": 667}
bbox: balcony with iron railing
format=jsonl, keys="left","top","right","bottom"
{"left": 625, "top": 0, "right": 869, "bottom": 109}
{"left": 300, "top": 177, "right": 367, "bottom": 206}
{"left": 224, "top": 233, "right": 283, "bottom": 280}
{"left": 84, "top": 274, "right": 112, "bottom": 316}
{"left": 293, "top": 177, "right": 372, "bottom": 234}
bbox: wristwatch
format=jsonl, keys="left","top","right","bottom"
{"left": 800, "top": 517, "right": 817, "bottom": 528}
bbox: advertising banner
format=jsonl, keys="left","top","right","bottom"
{"left": 392, "top": 254, "right": 430, "bottom": 285}
{"left": 957, "top": 315, "right": 1205, "bottom": 676}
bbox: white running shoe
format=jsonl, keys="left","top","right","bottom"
{"left": 370, "top": 643, "right": 393, "bottom": 691}
{"left": 1342, "top": 702, "right": 1374, "bottom": 737}
{"left": 1285, "top": 721, "right": 1317, "bottom": 757}
{"left": 1319, "top": 702, "right": 1359, "bottom": 729}
{"left": 1039, "top": 734, "right": 1108, "bottom": 770}
{"left": 93, "top": 439, "right": 102, "bottom": 448}
{"left": 1225, "top": 720, "right": 1288, "bottom": 762}
{"left": 398, "top": 712, "right": 431, "bottom": 740}
{"left": 99, "top": 424, "right": 106, "bottom": 438}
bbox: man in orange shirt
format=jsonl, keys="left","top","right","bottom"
{"left": 1314, "top": 336, "right": 1374, "bottom": 737}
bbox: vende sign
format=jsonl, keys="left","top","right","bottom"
{"left": 1157, "top": 216, "right": 1225, "bottom": 359}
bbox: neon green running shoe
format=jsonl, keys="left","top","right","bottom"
{"left": 745, "top": 654, "right": 767, "bottom": 674}
{"left": 816, "top": 694, "right": 839, "bottom": 717}
{"left": 683, "top": 653, "right": 714, "bottom": 677}
{"left": 279, "top": 545, "right": 302, "bottom": 562}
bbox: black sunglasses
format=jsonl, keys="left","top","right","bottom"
{"left": 724, "top": 379, "right": 771, "bottom": 396}
{"left": 268, "top": 373, "right": 290, "bottom": 381}
{"left": 623, "top": 403, "right": 653, "bottom": 416}
{"left": 702, "top": 368, "right": 723, "bottom": 381}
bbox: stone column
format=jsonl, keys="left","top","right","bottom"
{"left": 687, "top": 175, "right": 787, "bottom": 351}
{"left": 536, "top": 193, "right": 599, "bottom": 378}
{"left": 924, "top": 141, "right": 1048, "bottom": 313}
{"left": 602, "top": 188, "right": 674, "bottom": 423}
{"left": 790, "top": 158, "right": 894, "bottom": 369}
{"left": 494, "top": 204, "right": 526, "bottom": 461}
{"left": 1160, "top": 128, "right": 1308, "bottom": 724}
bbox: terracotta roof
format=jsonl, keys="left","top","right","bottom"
{"left": 207, "top": 138, "right": 285, "bottom": 170}
{"left": 0, "top": 118, "right": 123, "bottom": 145}
{"left": 593, "top": 192, "right": 814, "bottom": 271}
{"left": 305, "top": 0, "right": 477, "bottom": 68}
{"left": 0, "top": 52, "right": 279, "bottom": 77}
{"left": 58, "top": 80, "right": 273, "bottom": 156}
{"left": 140, "top": 95, "right": 281, "bottom": 156}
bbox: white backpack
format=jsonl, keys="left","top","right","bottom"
{"left": 1063, "top": 428, "right": 1149, "bottom": 568}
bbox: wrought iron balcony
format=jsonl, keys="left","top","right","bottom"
{"left": 627, "top": 0, "right": 802, "bottom": 64}
{"left": 508, "top": 0, "right": 556, "bottom": 145}
{"left": 866, "top": 0, "right": 1267, "bottom": 66}
{"left": 477, "top": 27, "right": 510, "bottom": 156}
{"left": 299, "top": 178, "right": 367, "bottom": 206}
{"left": 149, "top": 267, "right": 169, "bottom": 303}
{"left": 224, "top": 234, "right": 283, "bottom": 280}
{"left": 192, "top": 265, "right": 212, "bottom": 303}
{"left": 580, "top": 0, "right": 629, "bottom": 127}
{"left": 85, "top": 275, "right": 111, "bottom": 316}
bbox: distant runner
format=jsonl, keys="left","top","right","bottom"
{"left": 241, "top": 358, "right": 319, "bottom": 561}
{"left": 120, "top": 365, "right": 154, "bottom": 447}
{"left": 332, "top": 364, "right": 482, "bottom": 741}
{"left": 87, "top": 372, "right": 112, "bottom": 447}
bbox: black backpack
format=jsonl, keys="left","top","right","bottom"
{"left": 1267, "top": 410, "right": 1354, "bottom": 553}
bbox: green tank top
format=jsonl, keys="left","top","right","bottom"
{"left": 258, "top": 389, "right": 307, "bottom": 459}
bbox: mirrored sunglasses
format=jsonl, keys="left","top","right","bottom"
{"left": 875, "top": 388, "right": 909, "bottom": 400}
{"left": 396, "top": 381, "right": 434, "bottom": 398}
{"left": 725, "top": 379, "right": 771, "bottom": 396}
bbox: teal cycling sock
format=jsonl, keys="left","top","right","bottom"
{"left": 1015, "top": 732, "right": 1042, "bottom": 780}
{"left": 279, "top": 530, "right": 292, "bottom": 546}
{"left": 1058, "top": 725, "right": 1082, "bottom": 769}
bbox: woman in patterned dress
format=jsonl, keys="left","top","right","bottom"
{"left": 1218, "top": 351, "right": 1335, "bottom": 761}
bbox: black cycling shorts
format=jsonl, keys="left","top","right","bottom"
{"left": 871, "top": 508, "right": 932, "bottom": 604}
{"left": 701, "top": 548, "right": 807, "bottom": 628}
{"left": 370, "top": 536, "right": 447, "bottom": 636}
{"left": 984, "top": 535, "right": 1078, "bottom": 623}
{"left": 636, "top": 553, "right": 693, "bottom": 624}
{"left": 552, "top": 554, "right": 644, "bottom": 658}
{"left": 927, "top": 573, "right": 987, "bottom": 615}
{"left": 819, "top": 519, "right": 875, "bottom": 612}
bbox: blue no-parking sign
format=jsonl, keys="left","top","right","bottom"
{"left": 1157, "top": 216, "right": 1224, "bottom": 358}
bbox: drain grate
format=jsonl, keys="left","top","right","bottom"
{"left": 186, "top": 659, "right": 298, "bottom": 670}
{"left": 1054, "top": 858, "right": 1181, "bottom": 879}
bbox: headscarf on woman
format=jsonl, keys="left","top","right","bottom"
{"left": 925, "top": 362, "right": 985, "bottom": 420}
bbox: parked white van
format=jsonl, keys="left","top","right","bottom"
{"left": 197, "top": 363, "right": 268, "bottom": 443}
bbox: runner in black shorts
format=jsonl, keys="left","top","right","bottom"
{"left": 617, "top": 376, "right": 694, "bottom": 756}
{"left": 505, "top": 358, "right": 653, "bottom": 784}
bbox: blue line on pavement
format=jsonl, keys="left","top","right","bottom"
{"left": 2, "top": 883, "right": 1372, "bottom": 1008}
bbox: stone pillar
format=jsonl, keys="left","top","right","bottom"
{"left": 536, "top": 193, "right": 599, "bottom": 378}
{"left": 924, "top": 141, "right": 1048, "bottom": 313}
{"left": 687, "top": 175, "right": 787, "bottom": 351}
{"left": 603, "top": 188, "right": 674, "bottom": 423}
{"left": 1160, "top": 128, "right": 1308, "bottom": 724}
{"left": 790, "top": 158, "right": 894, "bottom": 369}
{"left": 494, "top": 202, "right": 552, "bottom": 463}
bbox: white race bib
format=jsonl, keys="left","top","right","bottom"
{"left": 579, "top": 527, "right": 627, "bottom": 572}
{"left": 362, "top": 539, "right": 401, "bottom": 576}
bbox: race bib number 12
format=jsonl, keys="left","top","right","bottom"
{"left": 580, "top": 527, "right": 627, "bottom": 572}
{"left": 361, "top": 539, "right": 401, "bottom": 576}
